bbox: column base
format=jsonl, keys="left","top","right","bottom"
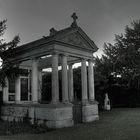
{"left": 82, "top": 101, "right": 99, "bottom": 123}
{"left": 82, "top": 99, "right": 89, "bottom": 105}
{"left": 62, "top": 100, "right": 70, "bottom": 104}
{"left": 89, "top": 100, "right": 99, "bottom": 104}
{"left": 15, "top": 101, "right": 21, "bottom": 104}
{"left": 51, "top": 101, "right": 60, "bottom": 105}
{"left": 31, "top": 101, "right": 39, "bottom": 104}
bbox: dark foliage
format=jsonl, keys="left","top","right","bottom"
{"left": 94, "top": 20, "right": 140, "bottom": 108}
{"left": 41, "top": 67, "right": 82, "bottom": 102}
{"left": 0, "top": 20, "right": 20, "bottom": 87}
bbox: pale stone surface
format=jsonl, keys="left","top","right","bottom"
{"left": 35, "top": 106, "right": 73, "bottom": 120}
{"left": 38, "top": 69, "right": 42, "bottom": 102}
{"left": 31, "top": 59, "right": 39, "bottom": 102}
{"left": 61, "top": 54, "right": 69, "bottom": 103}
{"left": 104, "top": 93, "right": 111, "bottom": 110}
{"left": 51, "top": 53, "right": 59, "bottom": 103}
{"left": 68, "top": 64, "right": 74, "bottom": 102}
{"left": 81, "top": 59, "right": 88, "bottom": 102}
{"left": 82, "top": 104, "right": 98, "bottom": 116}
{"left": 82, "top": 103, "right": 99, "bottom": 123}
{"left": 1, "top": 106, "right": 28, "bottom": 117}
{"left": 82, "top": 115, "right": 99, "bottom": 122}
{"left": 1, "top": 103, "right": 73, "bottom": 128}
{"left": 88, "top": 60, "right": 95, "bottom": 101}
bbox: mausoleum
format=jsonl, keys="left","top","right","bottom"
{"left": 1, "top": 13, "right": 99, "bottom": 128}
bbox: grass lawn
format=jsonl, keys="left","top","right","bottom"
{"left": 1, "top": 108, "right": 140, "bottom": 140}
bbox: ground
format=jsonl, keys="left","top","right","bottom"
{"left": 1, "top": 108, "right": 140, "bottom": 140}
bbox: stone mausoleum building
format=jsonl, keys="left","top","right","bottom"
{"left": 1, "top": 13, "right": 99, "bottom": 128}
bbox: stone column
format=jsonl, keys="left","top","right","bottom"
{"left": 68, "top": 64, "right": 74, "bottom": 102}
{"left": 31, "top": 58, "right": 38, "bottom": 103}
{"left": 81, "top": 59, "right": 88, "bottom": 103}
{"left": 61, "top": 54, "right": 69, "bottom": 103}
{"left": 3, "top": 77, "right": 8, "bottom": 103}
{"left": 15, "top": 76, "right": 20, "bottom": 103}
{"left": 38, "top": 69, "right": 42, "bottom": 102}
{"left": 51, "top": 53, "right": 59, "bottom": 103}
{"left": 88, "top": 60, "right": 95, "bottom": 101}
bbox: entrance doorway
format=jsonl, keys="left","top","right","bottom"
{"left": 20, "top": 77, "right": 29, "bottom": 101}
{"left": 73, "top": 101, "right": 82, "bottom": 124}
{"left": 73, "top": 67, "right": 82, "bottom": 124}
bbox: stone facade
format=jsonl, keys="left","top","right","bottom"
{"left": 1, "top": 103, "right": 73, "bottom": 128}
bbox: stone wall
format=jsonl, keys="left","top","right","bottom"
{"left": 82, "top": 102, "right": 99, "bottom": 122}
{"left": 1, "top": 103, "right": 74, "bottom": 128}
{"left": 1, "top": 102, "right": 99, "bottom": 128}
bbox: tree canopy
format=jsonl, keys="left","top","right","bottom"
{"left": 0, "top": 19, "right": 20, "bottom": 87}
{"left": 95, "top": 20, "right": 140, "bottom": 90}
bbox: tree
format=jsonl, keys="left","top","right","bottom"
{"left": 95, "top": 20, "right": 140, "bottom": 89}
{"left": 94, "top": 20, "right": 140, "bottom": 107}
{"left": 0, "top": 20, "right": 20, "bottom": 87}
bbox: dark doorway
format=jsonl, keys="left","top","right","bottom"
{"left": 73, "top": 67, "right": 82, "bottom": 124}
{"left": 21, "top": 78, "right": 28, "bottom": 101}
{"left": 73, "top": 101, "right": 82, "bottom": 124}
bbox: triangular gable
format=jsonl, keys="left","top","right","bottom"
{"left": 54, "top": 27, "right": 98, "bottom": 52}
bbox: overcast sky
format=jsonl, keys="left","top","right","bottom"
{"left": 0, "top": 0, "right": 140, "bottom": 56}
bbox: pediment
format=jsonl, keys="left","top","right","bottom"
{"left": 55, "top": 28, "right": 98, "bottom": 52}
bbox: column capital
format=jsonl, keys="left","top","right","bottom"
{"left": 68, "top": 63, "right": 74, "bottom": 68}
{"left": 51, "top": 51, "right": 60, "bottom": 56}
{"left": 88, "top": 58, "right": 94, "bottom": 63}
{"left": 81, "top": 58, "right": 88, "bottom": 61}
{"left": 60, "top": 53, "right": 69, "bottom": 57}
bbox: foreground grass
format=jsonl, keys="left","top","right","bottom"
{"left": 1, "top": 108, "right": 140, "bottom": 140}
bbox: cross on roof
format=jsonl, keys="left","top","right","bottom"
{"left": 71, "top": 13, "right": 78, "bottom": 23}
{"left": 71, "top": 12, "right": 78, "bottom": 28}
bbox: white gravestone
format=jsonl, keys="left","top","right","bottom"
{"left": 104, "top": 93, "right": 111, "bottom": 110}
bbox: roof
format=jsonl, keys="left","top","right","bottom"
{"left": 5, "top": 26, "right": 98, "bottom": 54}
{"left": 4, "top": 13, "right": 98, "bottom": 61}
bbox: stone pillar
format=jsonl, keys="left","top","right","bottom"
{"left": 38, "top": 69, "right": 42, "bottom": 102}
{"left": 51, "top": 53, "right": 59, "bottom": 103}
{"left": 15, "top": 76, "right": 20, "bottom": 103}
{"left": 88, "top": 60, "right": 95, "bottom": 101}
{"left": 61, "top": 54, "right": 69, "bottom": 103}
{"left": 68, "top": 64, "right": 74, "bottom": 102}
{"left": 81, "top": 59, "right": 88, "bottom": 103}
{"left": 31, "top": 58, "right": 38, "bottom": 103}
{"left": 3, "top": 77, "right": 8, "bottom": 103}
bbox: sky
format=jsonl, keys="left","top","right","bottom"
{"left": 0, "top": 0, "right": 140, "bottom": 57}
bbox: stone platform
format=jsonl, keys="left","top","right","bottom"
{"left": 1, "top": 101, "right": 99, "bottom": 128}
{"left": 82, "top": 101, "right": 99, "bottom": 122}
{"left": 1, "top": 103, "right": 73, "bottom": 128}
